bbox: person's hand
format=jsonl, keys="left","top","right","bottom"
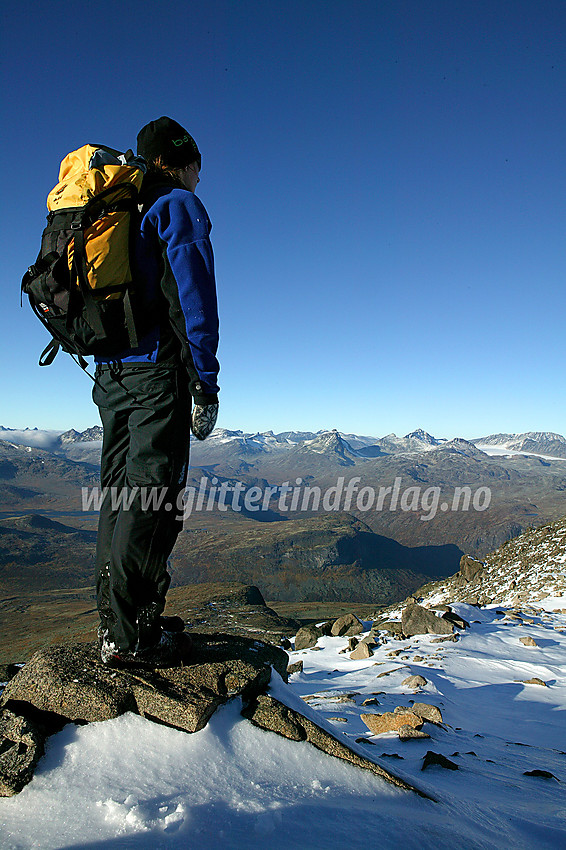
{"left": 191, "top": 403, "right": 218, "bottom": 440}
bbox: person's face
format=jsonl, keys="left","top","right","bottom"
{"left": 179, "top": 161, "right": 200, "bottom": 192}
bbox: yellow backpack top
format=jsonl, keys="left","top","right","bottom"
{"left": 22, "top": 145, "right": 146, "bottom": 369}
{"left": 47, "top": 145, "right": 145, "bottom": 297}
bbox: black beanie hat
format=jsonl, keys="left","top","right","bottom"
{"left": 136, "top": 116, "right": 201, "bottom": 168}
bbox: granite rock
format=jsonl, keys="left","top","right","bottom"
{"left": 410, "top": 702, "right": 443, "bottom": 724}
{"left": 350, "top": 643, "right": 373, "bottom": 661}
{"left": 295, "top": 624, "right": 326, "bottom": 651}
{"left": 398, "top": 725, "right": 431, "bottom": 741}
{"left": 402, "top": 674, "right": 428, "bottom": 689}
{"left": 243, "top": 694, "right": 430, "bottom": 796}
{"left": 401, "top": 604, "right": 455, "bottom": 637}
{"left": 331, "top": 614, "right": 364, "bottom": 637}
{"left": 361, "top": 710, "right": 423, "bottom": 735}
{"left": 1, "top": 635, "right": 289, "bottom": 733}
{"left": 0, "top": 708, "right": 48, "bottom": 796}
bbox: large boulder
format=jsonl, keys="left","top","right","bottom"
{"left": 401, "top": 604, "right": 455, "bottom": 637}
{"left": 331, "top": 613, "right": 364, "bottom": 637}
{"left": 170, "top": 583, "right": 300, "bottom": 645}
{"left": 459, "top": 555, "right": 484, "bottom": 582}
{"left": 350, "top": 643, "right": 373, "bottom": 661}
{"left": 295, "top": 624, "right": 326, "bottom": 651}
{"left": 1, "top": 635, "right": 288, "bottom": 733}
{"left": 401, "top": 674, "right": 428, "bottom": 689}
{"left": 0, "top": 634, "right": 289, "bottom": 796}
{"left": 411, "top": 703, "right": 443, "bottom": 724}
{"left": 399, "top": 725, "right": 430, "bottom": 741}
{"left": 442, "top": 610, "right": 470, "bottom": 630}
{"left": 371, "top": 620, "right": 404, "bottom": 638}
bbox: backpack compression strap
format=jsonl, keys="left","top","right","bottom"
{"left": 38, "top": 337, "right": 101, "bottom": 391}
{"left": 70, "top": 225, "right": 107, "bottom": 340}
{"left": 70, "top": 183, "right": 141, "bottom": 347}
{"left": 38, "top": 338, "right": 61, "bottom": 366}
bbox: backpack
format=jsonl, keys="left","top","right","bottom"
{"left": 22, "top": 145, "right": 147, "bottom": 370}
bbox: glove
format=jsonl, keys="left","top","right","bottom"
{"left": 191, "top": 403, "right": 218, "bottom": 441}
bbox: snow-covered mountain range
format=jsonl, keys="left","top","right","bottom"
{"left": 2, "top": 424, "right": 565, "bottom": 564}
{"left": 3, "top": 425, "right": 565, "bottom": 460}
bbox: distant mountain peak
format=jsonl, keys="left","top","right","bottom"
{"left": 522, "top": 431, "right": 566, "bottom": 443}
{"left": 59, "top": 429, "right": 82, "bottom": 443}
{"left": 308, "top": 430, "right": 346, "bottom": 448}
{"left": 404, "top": 429, "right": 439, "bottom": 445}
{"left": 473, "top": 431, "right": 566, "bottom": 459}
{"left": 438, "top": 437, "right": 488, "bottom": 458}
{"left": 304, "top": 430, "right": 359, "bottom": 464}
{"left": 59, "top": 427, "right": 103, "bottom": 444}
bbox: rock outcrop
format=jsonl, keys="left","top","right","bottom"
{"left": 401, "top": 674, "right": 428, "bottom": 689}
{"left": 169, "top": 583, "right": 300, "bottom": 645}
{"left": 422, "top": 751, "right": 459, "bottom": 771}
{"left": 242, "top": 694, "right": 429, "bottom": 797}
{"left": 0, "top": 709, "right": 48, "bottom": 796}
{"left": 361, "top": 710, "right": 423, "bottom": 735}
{"left": 458, "top": 555, "right": 485, "bottom": 582}
{"left": 411, "top": 703, "right": 443, "bottom": 724}
{"left": 331, "top": 613, "right": 364, "bottom": 637}
{"left": 0, "top": 631, "right": 427, "bottom": 798}
{"left": 401, "top": 603, "right": 455, "bottom": 637}
{"left": 294, "top": 623, "right": 330, "bottom": 651}
{"left": 411, "top": 516, "right": 566, "bottom": 609}
{"left": 1, "top": 635, "right": 287, "bottom": 733}
{"left": 350, "top": 643, "right": 373, "bottom": 660}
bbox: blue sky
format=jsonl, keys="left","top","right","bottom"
{"left": 1, "top": 0, "right": 565, "bottom": 439}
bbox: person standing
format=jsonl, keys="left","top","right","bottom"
{"left": 94, "top": 117, "right": 220, "bottom": 668}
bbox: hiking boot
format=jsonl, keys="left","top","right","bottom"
{"left": 160, "top": 615, "right": 185, "bottom": 633}
{"left": 97, "top": 615, "right": 185, "bottom": 648}
{"left": 100, "top": 630, "right": 193, "bottom": 669}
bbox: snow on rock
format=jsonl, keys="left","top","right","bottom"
{"left": 1, "top": 600, "right": 565, "bottom": 848}
{"left": 0, "top": 701, "right": 456, "bottom": 849}
{"left": 414, "top": 515, "right": 566, "bottom": 610}
{"left": 283, "top": 602, "right": 566, "bottom": 847}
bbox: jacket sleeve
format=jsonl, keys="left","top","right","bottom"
{"left": 151, "top": 190, "right": 220, "bottom": 404}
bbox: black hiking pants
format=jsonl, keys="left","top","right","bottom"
{"left": 93, "top": 362, "right": 191, "bottom": 652}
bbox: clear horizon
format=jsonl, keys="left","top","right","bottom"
{"left": 1, "top": 422, "right": 565, "bottom": 444}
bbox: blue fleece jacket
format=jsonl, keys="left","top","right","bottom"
{"left": 95, "top": 186, "right": 220, "bottom": 405}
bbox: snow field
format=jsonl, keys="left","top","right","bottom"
{"left": 284, "top": 604, "right": 566, "bottom": 846}
{"left": 1, "top": 701, "right": 435, "bottom": 850}
{"left": 0, "top": 604, "right": 565, "bottom": 849}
